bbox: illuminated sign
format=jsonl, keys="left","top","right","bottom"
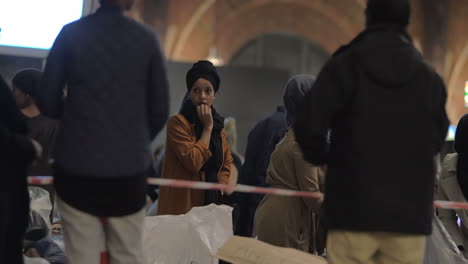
{"left": 465, "top": 81, "right": 468, "bottom": 108}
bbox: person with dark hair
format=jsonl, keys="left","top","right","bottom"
{"left": 0, "top": 74, "right": 42, "bottom": 264}
{"left": 294, "top": 0, "right": 449, "bottom": 263}
{"left": 438, "top": 114, "right": 468, "bottom": 259}
{"left": 12, "top": 69, "right": 59, "bottom": 177}
{"left": 36, "top": 0, "right": 169, "bottom": 262}
{"left": 253, "top": 75, "right": 326, "bottom": 253}
{"left": 12, "top": 69, "right": 59, "bottom": 215}
{"left": 157, "top": 60, "right": 233, "bottom": 215}
{"left": 235, "top": 105, "right": 287, "bottom": 237}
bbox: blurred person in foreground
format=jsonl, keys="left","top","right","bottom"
{"left": 294, "top": 0, "right": 449, "bottom": 263}
{"left": 36, "top": 0, "right": 170, "bottom": 262}
{"left": 0, "top": 74, "right": 42, "bottom": 264}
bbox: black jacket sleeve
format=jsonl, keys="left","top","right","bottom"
{"left": 294, "top": 56, "right": 351, "bottom": 165}
{"left": 147, "top": 36, "right": 170, "bottom": 140}
{"left": 432, "top": 74, "right": 449, "bottom": 154}
{"left": 38, "top": 26, "right": 68, "bottom": 119}
{"left": 0, "top": 123, "right": 36, "bottom": 164}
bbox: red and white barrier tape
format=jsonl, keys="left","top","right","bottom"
{"left": 434, "top": 200, "right": 468, "bottom": 210}
{"left": 27, "top": 176, "right": 467, "bottom": 210}
{"left": 28, "top": 176, "right": 54, "bottom": 185}
{"left": 28, "top": 176, "right": 323, "bottom": 199}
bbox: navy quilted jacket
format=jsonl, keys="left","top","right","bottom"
{"left": 38, "top": 5, "right": 169, "bottom": 177}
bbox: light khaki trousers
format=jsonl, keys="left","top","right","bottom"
{"left": 327, "top": 231, "right": 426, "bottom": 264}
{"left": 57, "top": 198, "right": 145, "bottom": 264}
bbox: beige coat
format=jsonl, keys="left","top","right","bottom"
{"left": 253, "top": 129, "right": 326, "bottom": 252}
{"left": 438, "top": 153, "right": 468, "bottom": 254}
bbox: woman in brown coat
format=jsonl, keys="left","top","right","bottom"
{"left": 253, "top": 75, "right": 326, "bottom": 253}
{"left": 158, "top": 60, "right": 232, "bottom": 215}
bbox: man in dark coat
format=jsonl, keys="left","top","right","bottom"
{"left": 36, "top": 0, "right": 169, "bottom": 262}
{"left": 0, "top": 74, "right": 41, "bottom": 264}
{"left": 294, "top": 0, "right": 449, "bottom": 263}
{"left": 235, "top": 106, "right": 287, "bottom": 237}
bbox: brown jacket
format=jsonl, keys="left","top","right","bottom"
{"left": 158, "top": 114, "right": 232, "bottom": 215}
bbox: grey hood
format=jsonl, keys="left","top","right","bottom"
{"left": 283, "top": 75, "right": 315, "bottom": 127}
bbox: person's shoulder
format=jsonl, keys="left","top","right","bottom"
{"left": 55, "top": 20, "right": 77, "bottom": 36}
{"left": 57, "top": 15, "right": 98, "bottom": 38}
{"left": 316, "top": 46, "right": 353, "bottom": 75}
{"left": 247, "top": 117, "right": 268, "bottom": 137}
{"left": 168, "top": 114, "right": 190, "bottom": 129}
{"left": 425, "top": 64, "right": 445, "bottom": 86}
{"left": 65, "top": 13, "right": 95, "bottom": 28}
{"left": 331, "top": 35, "right": 361, "bottom": 61}
{"left": 332, "top": 44, "right": 352, "bottom": 58}
{"left": 123, "top": 17, "right": 159, "bottom": 41}
{"left": 266, "top": 111, "right": 287, "bottom": 128}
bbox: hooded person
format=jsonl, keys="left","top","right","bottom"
{"left": 294, "top": 0, "right": 449, "bottom": 263}
{"left": 253, "top": 75, "right": 326, "bottom": 253}
{"left": 157, "top": 60, "right": 233, "bottom": 215}
{"left": 0, "top": 74, "right": 41, "bottom": 264}
{"left": 438, "top": 114, "right": 468, "bottom": 258}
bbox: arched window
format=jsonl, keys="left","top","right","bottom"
{"left": 230, "top": 32, "right": 329, "bottom": 76}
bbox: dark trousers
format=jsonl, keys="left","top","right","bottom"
{"left": 0, "top": 180, "right": 29, "bottom": 264}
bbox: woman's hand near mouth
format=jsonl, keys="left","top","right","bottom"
{"left": 197, "top": 104, "right": 213, "bottom": 130}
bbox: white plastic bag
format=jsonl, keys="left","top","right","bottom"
{"left": 424, "top": 216, "right": 466, "bottom": 264}
{"left": 23, "top": 256, "right": 51, "bottom": 264}
{"left": 143, "top": 204, "right": 233, "bottom": 264}
{"left": 29, "top": 187, "right": 52, "bottom": 229}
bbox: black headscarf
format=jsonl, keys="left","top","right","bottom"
{"left": 455, "top": 114, "right": 468, "bottom": 200}
{"left": 366, "top": 0, "right": 410, "bottom": 28}
{"left": 186, "top": 60, "right": 220, "bottom": 93}
{"left": 12, "top": 69, "right": 43, "bottom": 98}
{"left": 182, "top": 61, "right": 224, "bottom": 205}
{"left": 0, "top": 74, "right": 27, "bottom": 134}
{"left": 283, "top": 75, "right": 315, "bottom": 127}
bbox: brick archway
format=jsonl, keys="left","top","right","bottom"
{"left": 215, "top": 1, "right": 361, "bottom": 62}
{"left": 168, "top": 0, "right": 364, "bottom": 62}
